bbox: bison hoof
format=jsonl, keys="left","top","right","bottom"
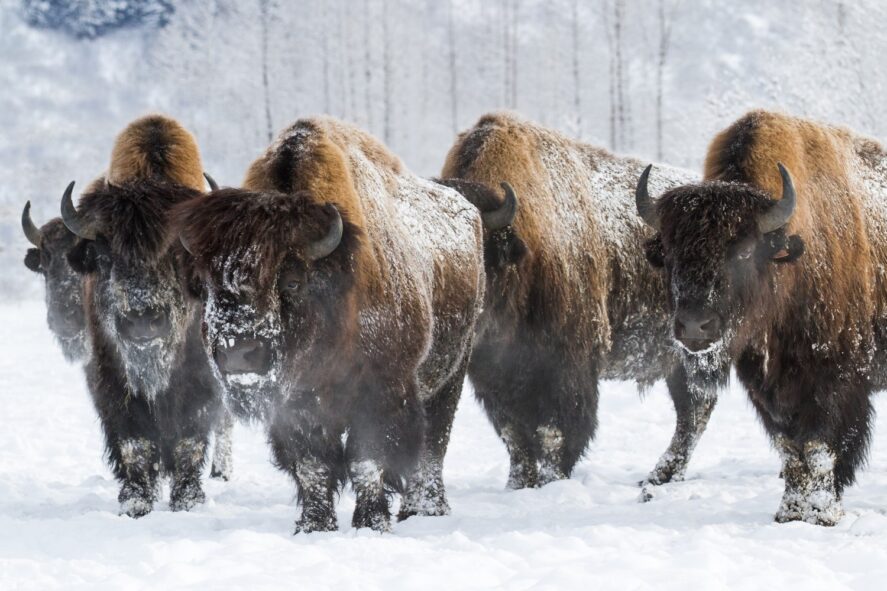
{"left": 118, "top": 483, "right": 155, "bottom": 518}
{"left": 169, "top": 480, "right": 206, "bottom": 512}
{"left": 775, "top": 497, "right": 844, "bottom": 527}
{"left": 294, "top": 516, "right": 338, "bottom": 535}
{"left": 397, "top": 499, "right": 450, "bottom": 522}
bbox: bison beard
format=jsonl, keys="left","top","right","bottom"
{"left": 178, "top": 117, "right": 484, "bottom": 533}
{"left": 61, "top": 116, "right": 226, "bottom": 518}
{"left": 637, "top": 110, "right": 880, "bottom": 525}
{"left": 440, "top": 112, "right": 712, "bottom": 496}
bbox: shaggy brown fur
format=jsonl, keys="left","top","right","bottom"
{"left": 108, "top": 114, "right": 206, "bottom": 190}
{"left": 442, "top": 112, "right": 704, "bottom": 490}
{"left": 179, "top": 116, "right": 484, "bottom": 532}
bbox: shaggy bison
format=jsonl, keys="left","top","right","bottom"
{"left": 440, "top": 112, "right": 710, "bottom": 494}
{"left": 176, "top": 117, "right": 484, "bottom": 532}
{"left": 636, "top": 110, "right": 881, "bottom": 525}
{"left": 60, "top": 114, "right": 226, "bottom": 517}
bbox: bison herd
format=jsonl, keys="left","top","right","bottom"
{"left": 21, "top": 109, "right": 885, "bottom": 530}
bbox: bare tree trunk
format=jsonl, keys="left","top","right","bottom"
{"left": 447, "top": 0, "right": 458, "bottom": 134}
{"left": 382, "top": 0, "right": 392, "bottom": 145}
{"left": 510, "top": 0, "right": 518, "bottom": 108}
{"left": 322, "top": 0, "right": 331, "bottom": 113}
{"left": 571, "top": 0, "right": 582, "bottom": 138}
{"left": 260, "top": 0, "right": 273, "bottom": 142}
{"left": 363, "top": 0, "right": 373, "bottom": 130}
{"left": 615, "top": 0, "right": 627, "bottom": 150}
{"left": 656, "top": 0, "right": 677, "bottom": 160}
{"left": 604, "top": 0, "right": 616, "bottom": 149}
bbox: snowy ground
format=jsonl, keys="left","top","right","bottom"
{"left": 2, "top": 301, "right": 887, "bottom": 590}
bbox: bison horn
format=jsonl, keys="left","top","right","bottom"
{"left": 482, "top": 182, "right": 518, "bottom": 230}
{"left": 60, "top": 181, "right": 96, "bottom": 240}
{"left": 305, "top": 204, "right": 343, "bottom": 261}
{"left": 21, "top": 201, "right": 43, "bottom": 246}
{"left": 757, "top": 163, "right": 797, "bottom": 234}
{"left": 635, "top": 164, "right": 661, "bottom": 231}
{"left": 204, "top": 172, "right": 219, "bottom": 191}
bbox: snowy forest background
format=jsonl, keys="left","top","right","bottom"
{"left": 2, "top": 0, "right": 886, "bottom": 298}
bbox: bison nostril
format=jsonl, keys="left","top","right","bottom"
{"left": 118, "top": 309, "right": 170, "bottom": 342}
{"left": 214, "top": 337, "right": 272, "bottom": 375}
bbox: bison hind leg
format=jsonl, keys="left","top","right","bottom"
{"left": 775, "top": 438, "right": 844, "bottom": 526}
{"left": 399, "top": 357, "right": 468, "bottom": 520}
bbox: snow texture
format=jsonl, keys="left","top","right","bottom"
{"left": 6, "top": 301, "right": 887, "bottom": 589}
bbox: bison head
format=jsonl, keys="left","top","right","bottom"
{"left": 635, "top": 164, "right": 804, "bottom": 384}
{"left": 176, "top": 189, "right": 359, "bottom": 420}
{"left": 437, "top": 178, "right": 527, "bottom": 332}
{"left": 22, "top": 199, "right": 88, "bottom": 362}
{"left": 61, "top": 179, "right": 201, "bottom": 399}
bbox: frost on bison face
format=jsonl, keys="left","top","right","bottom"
{"left": 63, "top": 179, "right": 196, "bottom": 400}
{"left": 636, "top": 164, "right": 804, "bottom": 395}
{"left": 180, "top": 189, "right": 352, "bottom": 422}
{"left": 22, "top": 201, "right": 88, "bottom": 362}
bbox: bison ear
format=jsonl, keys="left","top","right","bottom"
{"left": 24, "top": 248, "right": 42, "bottom": 273}
{"left": 644, "top": 235, "right": 665, "bottom": 268}
{"left": 771, "top": 234, "right": 804, "bottom": 264}
{"left": 67, "top": 239, "right": 97, "bottom": 274}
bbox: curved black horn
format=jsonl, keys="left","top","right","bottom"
{"left": 482, "top": 182, "right": 518, "bottom": 230}
{"left": 305, "top": 204, "right": 343, "bottom": 261}
{"left": 21, "top": 201, "right": 43, "bottom": 246}
{"left": 758, "top": 163, "right": 797, "bottom": 234}
{"left": 60, "top": 181, "right": 95, "bottom": 240}
{"left": 204, "top": 172, "right": 219, "bottom": 191}
{"left": 635, "top": 164, "right": 661, "bottom": 230}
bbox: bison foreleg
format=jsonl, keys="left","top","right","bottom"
{"left": 292, "top": 456, "right": 339, "bottom": 534}
{"left": 349, "top": 459, "right": 391, "bottom": 532}
{"left": 209, "top": 410, "right": 234, "bottom": 481}
{"left": 116, "top": 437, "right": 161, "bottom": 518}
{"left": 169, "top": 437, "right": 209, "bottom": 512}
{"left": 641, "top": 365, "right": 716, "bottom": 500}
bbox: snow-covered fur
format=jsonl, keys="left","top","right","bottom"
{"left": 441, "top": 111, "right": 711, "bottom": 492}
{"left": 64, "top": 115, "right": 225, "bottom": 517}
{"left": 177, "top": 116, "right": 484, "bottom": 533}
{"left": 641, "top": 110, "right": 884, "bottom": 525}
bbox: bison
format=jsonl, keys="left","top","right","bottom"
{"left": 176, "top": 117, "right": 484, "bottom": 532}
{"left": 440, "top": 112, "right": 715, "bottom": 494}
{"left": 59, "top": 114, "right": 227, "bottom": 517}
{"left": 635, "top": 110, "right": 881, "bottom": 525}
{"left": 21, "top": 178, "right": 104, "bottom": 362}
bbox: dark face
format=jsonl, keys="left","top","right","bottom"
{"left": 64, "top": 181, "right": 197, "bottom": 399}
{"left": 24, "top": 219, "right": 87, "bottom": 362}
{"left": 179, "top": 191, "right": 352, "bottom": 420}
{"left": 645, "top": 184, "right": 804, "bottom": 359}
{"left": 201, "top": 248, "right": 351, "bottom": 420}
